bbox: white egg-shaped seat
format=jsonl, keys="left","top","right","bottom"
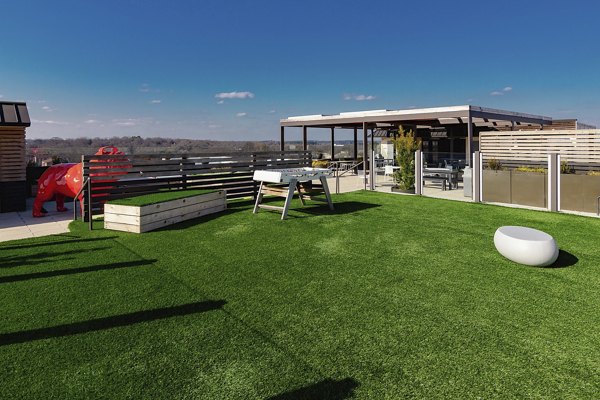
{"left": 494, "top": 226, "right": 559, "bottom": 267}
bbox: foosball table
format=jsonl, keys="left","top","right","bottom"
{"left": 252, "top": 167, "right": 334, "bottom": 220}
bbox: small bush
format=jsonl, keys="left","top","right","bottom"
{"left": 393, "top": 128, "right": 421, "bottom": 190}
{"left": 487, "top": 158, "right": 503, "bottom": 171}
{"left": 561, "top": 161, "right": 575, "bottom": 174}
{"left": 515, "top": 166, "right": 547, "bottom": 173}
{"left": 587, "top": 170, "right": 600, "bottom": 176}
{"left": 312, "top": 160, "right": 329, "bottom": 168}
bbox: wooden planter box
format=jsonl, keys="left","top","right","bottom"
{"left": 561, "top": 174, "right": 600, "bottom": 213}
{"left": 104, "top": 190, "right": 226, "bottom": 233}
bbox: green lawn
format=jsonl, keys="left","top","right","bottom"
{"left": 107, "top": 189, "right": 217, "bottom": 207}
{"left": 1, "top": 191, "right": 599, "bottom": 399}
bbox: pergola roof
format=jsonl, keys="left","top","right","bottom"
{"left": 280, "top": 105, "right": 552, "bottom": 129}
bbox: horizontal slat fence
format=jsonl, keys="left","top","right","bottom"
{"left": 480, "top": 129, "right": 600, "bottom": 170}
{"left": 0, "top": 128, "right": 26, "bottom": 182}
{"left": 82, "top": 151, "right": 311, "bottom": 220}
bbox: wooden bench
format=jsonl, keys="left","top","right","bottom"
{"left": 104, "top": 189, "right": 226, "bottom": 233}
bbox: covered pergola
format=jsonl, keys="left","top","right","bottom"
{"left": 279, "top": 105, "right": 552, "bottom": 166}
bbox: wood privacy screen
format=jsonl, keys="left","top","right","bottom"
{"left": 81, "top": 150, "right": 311, "bottom": 219}
{"left": 0, "top": 128, "right": 26, "bottom": 182}
{"left": 480, "top": 129, "right": 600, "bottom": 170}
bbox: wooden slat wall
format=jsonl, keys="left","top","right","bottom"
{"left": 495, "top": 119, "right": 578, "bottom": 132}
{"left": 0, "top": 128, "right": 26, "bottom": 182}
{"left": 480, "top": 129, "right": 600, "bottom": 170}
{"left": 82, "top": 150, "right": 311, "bottom": 217}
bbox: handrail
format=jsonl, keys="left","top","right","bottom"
{"left": 597, "top": 196, "right": 600, "bottom": 216}
{"left": 334, "top": 161, "right": 366, "bottom": 194}
{"left": 72, "top": 177, "right": 90, "bottom": 221}
{"left": 72, "top": 177, "right": 93, "bottom": 230}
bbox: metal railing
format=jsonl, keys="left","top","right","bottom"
{"left": 72, "top": 177, "right": 93, "bottom": 230}
{"left": 334, "top": 160, "right": 366, "bottom": 194}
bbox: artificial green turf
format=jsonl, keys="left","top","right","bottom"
{"left": 1, "top": 191, "right": 599, "bottom": 399}
{"left": 107, "top": 189, "right": 217, "bottom": 207}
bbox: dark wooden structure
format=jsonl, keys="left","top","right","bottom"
{"left": 81, "top": 150, "right": 311, "bottom": 221}
{"left": 279, "top": 105, "right": 554, "bottom": 167}
{"left": 0, "top": 101, "right": 30, "bottom": 212}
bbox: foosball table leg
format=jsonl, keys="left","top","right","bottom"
{"left": 281, "top": 178, "right": 297, "bottom": 220}
{"left": 253, "top": 181, "right": 264, "bottom": 214}
{"left": 319, "top": 176, "right": 334, "bottom": 210}
{"left": 296, "top": 182, "right": 306, "bottom": 206}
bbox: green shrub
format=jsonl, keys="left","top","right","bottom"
{"left": 312, "top": 160, "right": 329, "bottom": 168}
{"left": 561, "top": 161, "right": 575, "bottom": 174}
{"left": 515, "top": 166, "right": 547, "bottom": 173}
{"left": 587, "top": 170, "right": 600, "bottom": 176}
{"left": 392, "top": 128, "right": 421, "bottom": 191}
{"left": 487, "top": 158, "right": 503, "bottom": 171}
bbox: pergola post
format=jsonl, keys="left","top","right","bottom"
{"left": 280, "top": 126, "right": 285, "bottom": 151}
{"left": 370, "top": 129, "right": 375, "bottom": 157}
{"left": 353, "top": 127, "right": 358, "bottom": 160}
{"left": 467, "top": 112, "right": 473, "bottom": 166}
{"left": 330, "top": 127, "right": 335, "bottom": 160}
{"left": 302, "top": 125, "right": 307, "bottom": 151}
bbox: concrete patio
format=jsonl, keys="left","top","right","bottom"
{"left": 0, "top": 198, "right": 71, "bottom": 243}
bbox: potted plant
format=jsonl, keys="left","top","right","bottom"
{"left": 391, "top": 128, "right": 420, "bottom": 193}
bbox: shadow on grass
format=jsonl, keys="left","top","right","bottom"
{"left": 0, "top": 259, "right": 157, "bottom": 284}
{"left": 290, "top": 201, "right": 380, "bottom": 218}
{"left": 548, "top": 250, "right": 578, "bottom": 268}
{"left": 267, "top": 378, "right": 359, "bottom": 400}
{"left": 0, "top": 300, "right": 226, "bottom": 346}
{"left": 156, "top": 204, "right": 250, "bottom": 232}
{"left": 0, "top": 247, "right": 111, "bottom": 269}
{"left": 0, "top": 236, "right": 118, "bottom": 251}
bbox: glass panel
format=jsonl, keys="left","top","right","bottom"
{"left": 560, "top": 162, "right": 600, "bottom": 214}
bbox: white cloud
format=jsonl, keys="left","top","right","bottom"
{"left": 113, "top": 118, "right": 139, "bottom": 127}
{"left": 41, "top": 106, "right": 53, "bottom": 111}
{"left": 268, "top": 110, "right": 276, "bottom": 114}
{"left": 139, "top": 83, "right": 151, "bottom": 92}
{"left": 217, "top": 100, "right": 225, "bottom": 104}
{"left": 208, "top": 124, "right": 221, "bottom": 129}
{"left": 84, "top": 119, "right": 100, "bottom": 124}
{"left": 236, "top": 112, "right": 247, "bottom": 117}
{"left": 0, "top": 94, "right": 3, "bottom": 98}
{"left": 112, "top": 117, "right": 157, "bottom": 127}
{"left": 150, "top": 99, "right": 161, "bottom": 104}
{"left": 343, "top": 93, "right": 376, "bottom": 101}
{"left": 490, "top": 86, "right": 513, "bottom": 96}
{"left": 31, "top": 119, "right": 69, "bottom": 125}
{"left": 215, "top": 91, "right": 255, "bottom": 99}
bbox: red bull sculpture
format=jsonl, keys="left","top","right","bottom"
{"left": 33, "top": 146, "right": 127, "bottom": 217}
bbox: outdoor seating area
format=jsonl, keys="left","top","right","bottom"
{"left": 1, "top": 191, "right": 598, "bottom": 398}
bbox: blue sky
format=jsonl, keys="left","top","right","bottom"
{"left": 1, "top": 0, "right": 599, "bottom": 141}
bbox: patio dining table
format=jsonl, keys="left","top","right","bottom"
{"left": 423, "top": 167, "right": 459, "bottom": 190}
